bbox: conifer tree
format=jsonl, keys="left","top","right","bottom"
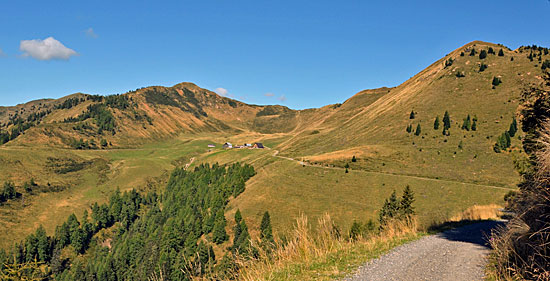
{"left": 443, "top": 111, "right": 451, "bottom": 130}
{"left": 212, "top": 209, "right": 228, "bottom": 244}
{"left": 434, "top": 116, "right": 440, "bottom": 130}
{"left": 509, "top": 118, "right": 518, "bottom": 137}
{"left": 488, "top": 47, "right": 495, "bottom": 55}
{"left": 34, "top": 226, "right": 49, "bottom": 263}
{"left": 415, "top": 124, "right": 421, "bottom": 136}
{"left": 259, "top": 211, "right": 274, "bottom": 247}
{"left": 351, "top": 155, "right": 357, "bottom": 162}
{"left": 479, "top": 49, "right": 487, "bottom": 59}
{"left": 409, "top": 110, "right": 415, "bottom": 119}
{"left": 498, "top": 49, "right": 504, "bottom": 56}
{"left": 406, "top": 124, "right": 412, "bottom": 133}
{"left": 469, "top": 48, "right": 476, "bottom": 56}
{"left": 462, "top": 115, "right": 471, "bottom": 131}
{"left": 379, "top": 191, "right": 400, "bottom": 226}
{"left": 399, "top": 185, "right": 415, "bottom": 218}
{"left": 471, "top": 119, "right": 477, "bottom": 131}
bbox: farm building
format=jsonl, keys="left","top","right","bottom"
{"left": 207, "top": 144, "right": 215, "bottom": 148}
{"left": 222, "top": 142, "right": 233, "bottom": 149}
{"left": 253, "top": 143, "right": 264, "bottom": 149}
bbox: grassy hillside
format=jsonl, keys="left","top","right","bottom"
{"left": 275, "top": 41, "right": 547, "bottom": 188}
{"left": 0, "top": 40, "right": 542, "bottom": 252}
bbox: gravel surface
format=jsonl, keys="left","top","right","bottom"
{"left": 344, "top": 221, "right": 503, "bottom": 281}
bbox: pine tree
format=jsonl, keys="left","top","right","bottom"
{"left": 479, "top": 49, "right": 487, "bottom": 59}
{"left": 498, "top": 49, "right": 504, "bottom": 56}
{"left": 232, "top": 210, "right": 243, "bottom": 247}
{"left": 458, "top": 140, "right": 464, "bottom": 150}
{"left": 488, "top": 47, "right": 495, "bottom": 55}
{"left": 351, "top": 155, "right": 357, "bottom": 162}
{"left": 505, "top": 131, "right": 511, "bottom": 148}
{"left": 212, "top": 209, "right": 228, "bottom": 244}
{"left": 509, "top": 118, "right": 518, "bottom": 137}
{"left": 406, "top": 124, "right": 412, "bottom": 133}
{"left": 415, "top": 124, "right": 421, "bottom": 136}
{"left": 35, "top": 225, "right": 50, "bottom": 262}
{"left": 462, "top": 115, "right": 471, "bottom": 131}
{"left": 471, "top": 119, "right": 477, "bottom": 131}
{"left": 399, "top": 186, "right": 415, "bottom": 218}
{"left": 409, "top": 110, "right": 415, "bottom": 119}
{"left": 434, "top": 116, "right": 440, "bottom": 130}
{"left": 443, "top": 111, "right": 451, "bottom": 130}
{"left": 259, "top": 211, "right": 274, "bottom": 247}
{"left": 379, "top": 191, "right": 400, "bottom": 226}
{"left": 469, "top": 48, "right": 476, "bottom": 56}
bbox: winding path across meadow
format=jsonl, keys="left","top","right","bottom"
{"left": 343, "top": 221, "right": 503, "bottom": 281}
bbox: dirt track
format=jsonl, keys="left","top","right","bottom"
{"left": 343, "top": 221, "right": 502, "bottom": 281}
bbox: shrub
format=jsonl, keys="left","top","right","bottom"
{"left": 493, "top": 77, "right": 502, "bottom": 86}
{"left": 498, "top": 49, "right": 504, "bottom": 56}
{"left": 479, "top": 63, "right": 488, "bottom": 72}
{"left": 444, "top": 58, "right": 454, "bottom": 68}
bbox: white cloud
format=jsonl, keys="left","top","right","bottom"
{"left": 215, "top": 87, "right": 229, "bottom": 96}
{"left": 264, "top": 92, "right": 287, "bottom": 103}
{"left": 85, "top": 28, "right": 98, "bottom": 38}
{"left": 20, "top": 37, "right": 78, "bottom": 61}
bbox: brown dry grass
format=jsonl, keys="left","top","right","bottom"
{"left": 449, "top": 204, "right": 503, "bottom": 221}
{"left": 235, "top": 214, "right": 418, "bottom": 281}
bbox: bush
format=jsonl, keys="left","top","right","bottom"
{"left": 493, "top": 77, "right": 503, "bottom": 87}
{"left": 479, "top": 63, "right": 488, "bottom": 72}
{"left": 444, "top": 58, "right": 454, "bottom": 68}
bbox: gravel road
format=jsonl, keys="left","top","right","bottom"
{"left": 344, "top": 221, "right": 503, "bottom": 281}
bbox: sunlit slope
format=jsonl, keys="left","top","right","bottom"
{"left": 276, "top": 41, "right": 546, "bottom": 187}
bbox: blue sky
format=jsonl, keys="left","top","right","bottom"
{"left": 1, "top": 1, "right": 549, "bottom": 109}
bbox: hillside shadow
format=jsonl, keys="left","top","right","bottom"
{"left": 429, "top": 220, "right": 504, "bottom": 248}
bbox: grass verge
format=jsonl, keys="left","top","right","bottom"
{"left": 235, "top": 214, "right": 422, "bottom": 281}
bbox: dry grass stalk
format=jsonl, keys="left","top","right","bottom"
{"left": 450, "top": 204, "right": 503, "bottom": 221}
{"left": 236, "top": 213, "right": 418, "bottom": 281}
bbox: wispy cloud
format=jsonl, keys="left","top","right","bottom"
{"left": 264, "top": 92, "right": 287, "bottom": 103}
{"left": 20, "top": 37, "right": 78, "bottom": 61}
{"left": 215, "top": 87, "right": 229, "bottom": 96}
{"left": 84, "top": 27, "right": 98, "bottom": 38}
